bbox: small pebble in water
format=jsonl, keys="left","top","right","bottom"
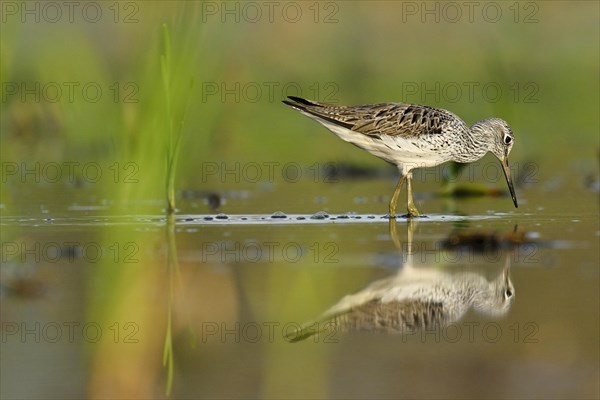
{"left": 311, "top": 211, "right": 329, "bottom": 220}
{"left": 271, "top": 211, "right": 287, "bottom": 219}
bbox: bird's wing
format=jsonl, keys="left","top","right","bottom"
{"left": 285, "top": 299, "right": 449, "bottom": 342}
{"left": 329, "top": 299, "right": 448, "bottom": 333}
{"left": 282, "top": 96, "right": 462, "bottom": 138}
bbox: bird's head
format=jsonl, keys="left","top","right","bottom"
{"left": 472, "top": 118, "right": 518, "bottom": 208}
{"left": 473, "top": 258, "right": 515, "bottom": 316}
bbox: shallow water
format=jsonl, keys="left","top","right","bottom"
{"left": 1, "top": 171, "right": 598, "bottom": 399}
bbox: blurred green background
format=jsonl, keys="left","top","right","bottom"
{"left": 1, "top": 1, "right": 598, "bottom": 214}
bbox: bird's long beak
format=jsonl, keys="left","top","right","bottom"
{"left": 500, "top": 156, "right": 518, "bottom": 208}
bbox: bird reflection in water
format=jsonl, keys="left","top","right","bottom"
{"left": 287, "top": 221, "right": 515, "bottom": 342}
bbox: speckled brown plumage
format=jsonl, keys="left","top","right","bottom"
{"left": 283, "top": 96, "right": 518, "bottom": 217}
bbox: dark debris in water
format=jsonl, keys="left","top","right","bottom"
{"left": 440, "top": 229, "right": 536, "bottom": 252}
{"left": 1, "top": 279, "right": 47, "bottom": 299}
{"left": 180, "top": 190, "right": 224, "bottom": 211}
{"left": 584, "top": 174, "right": 600, "bottom": 192}
{"left": 310, "top": 211, "right": 329, "bottom": 220}
{"left": 271, "top": 211, "right": 287, "bottom": 219}
{"left": 437, "top": 184, "right": 506, "bottom": 199}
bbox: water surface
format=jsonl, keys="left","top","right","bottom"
{"left": 1, "top": 174, "right": 598, "bottom": 399}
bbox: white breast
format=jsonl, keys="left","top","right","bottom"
{"left": 315, "top": 118, "right": 454, "bottom": 173}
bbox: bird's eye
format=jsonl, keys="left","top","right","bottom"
{"left": 505, "top": 289, "right": 513, "bottom": 299}
{"left": 504, "top": 135, "right": 513, "bottom": 145}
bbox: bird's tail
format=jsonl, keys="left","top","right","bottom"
{"left": 281, "top": 96, "right": 327, "bottom": 111}
{"left": 284, "top": 317, "right": 340, "bottom": 343}
{"left": 284, "top": 323, "right": 321, "bottom": 343}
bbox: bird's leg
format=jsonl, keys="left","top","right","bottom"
{"left": 388, "top": 218, "right": 401, "bottom": 249}
{"left": 389, "top": 175, "right": 406, "bottom": 219}
{"left": 406, "top": 174, "right": 421, "bottom": 218}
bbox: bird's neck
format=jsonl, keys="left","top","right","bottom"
{"left": 453, "top": 123, "right": 492, "bottom": 162}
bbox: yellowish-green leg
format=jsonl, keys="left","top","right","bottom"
{"left": 406, "top": 175, "right": 421, "bottom": 218}
{"left": 388, "top": 214, "right": 417, "bottom": 251}
{"left": 388, "top": 218, "right": 400, "bottom": 249}
{"left": 389, "top": 175, "right": 406, "bottom": 219}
